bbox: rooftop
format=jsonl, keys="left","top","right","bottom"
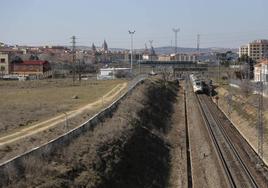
{"left": 20, "top": 60, "right": 48, "bottom": 65}
{"left": 250, "top": 39, "right": 268, "bottom": 44}
{"left": 255, "top": 59, "right": 268, "bottom": 66}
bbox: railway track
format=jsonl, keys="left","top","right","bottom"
{"left": 196, "top": 94, "right": 268, "bottom": 188}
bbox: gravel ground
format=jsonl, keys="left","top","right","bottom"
{"left": 167, "top": 86, "right": 187, "bottom": 188}
{"left": 186, "top": 82, "right": 229, "bottom": 188}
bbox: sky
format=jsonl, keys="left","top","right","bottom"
{"left": 0, "top": 0, "right": 268, "bottom": 49}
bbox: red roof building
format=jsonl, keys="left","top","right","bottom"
{"left": 11, "top": 60, "right": 51, "bottom": 75}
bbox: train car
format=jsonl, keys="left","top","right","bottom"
{"left": 190, "top": 74, "right": 197, "bottom": 82}
{"left": 190, "top": 73, "right": 204, "bottom": 93}
{"left": 192, "top": 80, "right": 203, "bottom": 93}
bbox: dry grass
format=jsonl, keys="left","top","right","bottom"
{"left": 0, "top": 79, "right": 126, "bottom": 135}
{"left": 1, "top": 79, "right": 178, "bottom": 188}
{"left": 217, "top": 86, "right": 268, "bottom": 164}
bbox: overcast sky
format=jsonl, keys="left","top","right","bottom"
{"left": 1, "top": 0, "right": 268, "bottom": 49}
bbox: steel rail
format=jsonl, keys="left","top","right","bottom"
{"left": 197, "top": 94, "right": 258, "bottom": 188}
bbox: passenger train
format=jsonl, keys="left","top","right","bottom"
{"left": 190, "top": 74, "right": 204, "bottom": 93}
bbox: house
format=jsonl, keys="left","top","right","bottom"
{"left": 254, "top": 59, "right": 268, "bottom": 82}
{"left": 11, "top": 60, "right": 51, "bottom": 76}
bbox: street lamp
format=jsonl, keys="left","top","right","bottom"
{"left": 128, "top": 30, "right": 135, "bottom": 73}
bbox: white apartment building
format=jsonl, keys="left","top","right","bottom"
{"left": 239, "top": 40, "right": 268, "bottom": 61}
{"left": 254, "top": 59, "right": 268, "bottom": 82}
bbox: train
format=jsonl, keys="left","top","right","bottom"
{"left": 190, "top": 73, "right": 214, "bottom": 95}
{"left": 190, "top": 74, "right": 204, "bottom": 93}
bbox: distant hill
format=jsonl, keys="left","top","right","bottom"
{"left": 1, "top": 43, "right": 238, "bottom": 55}
{"left": 107, "top": 46, "right": 238, "bottom": 54}
{"left": 152, "top": 46, "right": 238, "bottom": 55}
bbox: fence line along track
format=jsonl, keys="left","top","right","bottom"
{"left": 196, "top": 94, "right": 268, "bottom": 188}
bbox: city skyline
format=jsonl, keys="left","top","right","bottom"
{"left": 1, "top": 0, "right": 268, "bottom": 49}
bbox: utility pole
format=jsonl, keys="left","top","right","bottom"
{"left": 149, "top": 40, "right": 153, "bottom": 48}
{"left": 197, "top": 34, "right": 200, "bottom": 52}
{"left": 172, "top": 28, "right": 180, "bottom": 54}
{"left": 257, "top": 76, "right": 264, "bottom": 160}
{"left": 71, "top": 36, "right": 76, "bottom": 84}
{"left": 149, "top": 40, "right": 153, "bottom": 61}
{"left": 217, "top": 54, "right": 220, "bottom": 86}
{"left": 227, "top": 70, "right": 232, "bottom": 117}
{"left": 78, "top": 59, "right": 81, "bottom": 82}
{"left": 128, "top": 30, "right": 135, "bottom": 74}
{"left": 196, "top": 34, "right": 200, "bottom": 56}
{"left": 197, "top": 34, "right": 200, "bottom": 61}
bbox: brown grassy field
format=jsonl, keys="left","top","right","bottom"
{"left": 1, "top": 79, "right": 180, "bottom": 188}
{"left": 0, "top": 79, "right": 126, "bottom": 135}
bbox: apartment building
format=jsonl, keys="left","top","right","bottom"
{"left": 239, "top": 40, "right": 268, "bottom": 61}
{"left": 0, "top": 53, "right": 10, "bottom": 74}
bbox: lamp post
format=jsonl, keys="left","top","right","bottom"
{"left": 128, "top": 30, "right": 135, "bottom": 73}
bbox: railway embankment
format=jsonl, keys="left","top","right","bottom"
{"left": 1, "top": 79, "right": 180, "bottom": 188}
{"left": 216, "top": 86, "right": 268, "bottom": 165}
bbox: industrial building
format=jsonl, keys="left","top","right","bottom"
{"left": 97, "top": 67, "right": 131, "bottom": 80}
{"left": 170, "top": 53, "right": 197, "bottom": 62}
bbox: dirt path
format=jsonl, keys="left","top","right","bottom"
{"left": 167, "top": 86, "right": 188, "bottom": 188}
{"left": 0, "top": 82, "right": 127, "bottom": 147}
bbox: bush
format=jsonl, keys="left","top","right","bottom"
{"left": 115, "top": 70, "right": 131, "bottom": 78}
